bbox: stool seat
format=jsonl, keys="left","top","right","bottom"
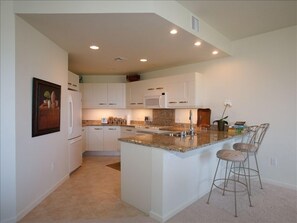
{"left": 233, "top": 143, "right": 257, "bottom": 153}
{"left": 217, "top": 150, "right": 246, "bottom": 162}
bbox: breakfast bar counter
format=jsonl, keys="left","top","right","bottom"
{"left": 119, "top": 130, "right": 244, "bottom": 223}
{"left": 118, "top": 129, "right": 243, "bottom": 152}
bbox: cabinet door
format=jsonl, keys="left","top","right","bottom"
{"left": 128, "top": 82, "right": 145, "bottom": 108}
{"left": 108, "top": 83, "right": 125, "bottom": 108}
{"left": 104, "top": 126, "right": 120, "bottom": 151}
{"left": 144, "top": 78, "right": 166, "bottom": 94}
{"left": 82, "top": 127, "right": 87, "bottom": 152}
{"left": 166, "top": 81, "right": 189, "bottom": 108}
{"left": 120, "top": 127, "right": 136, "bottom": 138}
{"left": 93, "top": 83, "right": 108, "bottom": 107}
{"left": 68, "top": 71, "right": 79, "bottom": 91}
{"left": 87, "top": 126, "right": 104, "bottom": 151}
{"left": 81, "top": 83, "right": 95, "bottom": 108}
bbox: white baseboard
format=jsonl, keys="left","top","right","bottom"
{"left": 16, "top": 174, "right": 69, "bottom": 222}
{"left": 83, "top": 151, "right": 120, "bottom": 156}
{"left": 262, "top": 177, "right": 297, "bottom": 191}
{"left": 150, "top": 195, "right": 200, "bottom": 223}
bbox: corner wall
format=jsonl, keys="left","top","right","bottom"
{"left": 0, "top": 1, "right": 17, "bottom": 223}
{"left": 15, "top": 16, "right": 69, "bottom": 220}
{"left": 142, "top": 26, "right": 297, "bottom": 189}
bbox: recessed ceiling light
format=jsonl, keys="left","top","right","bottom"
{"left": 140, "top": 59, "right": 148, "bottom": 62}
{"left": 212, "top": 50, "right": 219, "bottom": 55}
{"left": 90, "top": 45, "right": 99, "bottom": 50}
{"left": 194, "top": 41, "right": 201, "bottom": 46}
{"left": 170, "top": 29, "right": 178, "bottom": 35}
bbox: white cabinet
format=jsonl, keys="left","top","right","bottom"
{"left": 82, "top": 127, "right": 87, "bottom": 152}
{"left": 165, "top": 73, "right": 204, "bottom": 108}
{"left": 86, "top": 126, "right": 120, "bottom": 152}
{"left": 166, "top": 81, "right": 190, "bottom": 108}
{"left": 143, "top": 78, "right": 166, "bottom": 94}
{"left": 104, "top": 126, "right": 120, "bottom": 151}
{"left": 81, "top": 83, "right": 125, "bottom": 108}
{"left": 125, "top": 73, "right": 203, "bottom": 109}
{"left": 107, "top": 83, "right": 125, "bottom": 108}
{"left": 68, "top": 71, "right": 79, "bottom": 91}
{"left": 126, "top": 81, "right": 145, "bottom": 108}
{"left": 120, "top": 126, "right": 136, "bottom": 138}
{"left": 87, "top": 126, "right": 104, "bottom": 151}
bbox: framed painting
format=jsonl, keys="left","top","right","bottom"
{"left": 32, "top": 77, "right": 61, "bottom": 137}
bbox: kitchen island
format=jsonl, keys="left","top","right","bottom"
{"left": 119, "top": 130, "right": 244, "bottom": 223}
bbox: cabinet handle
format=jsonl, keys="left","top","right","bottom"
{"left": 147, "top": 88, "right": 154, "bottom": 90}
{"left": 72, "top": 84, "right": 77, "bottom": 87}
{"left": 169, "top": 101, "right": 177, "bottom": 104}
{"left": 99, "top": 103, "right": 107, "bottom": 105}
{"left": 108, "top": 128, "right": 116, "bottom": 130}
{"left": 94, "top": 128, "right": 102, "bottom": 130}
{"left": 109, "top": 103, "right": 117, "bottom": 105}
{"left": 130, "top": 103, "right": 136, "bottom": 105}
{"left": 137, "top": 102, "right": 144, "bottom": 105}
{"left": 68, "top": 83, "right": 72, "bottom": 85}
{"left": 156, "top": 87, "right": 164, "bottom": 90}
{"left": 179, "top": 101, "right": 188, "bottom": 103}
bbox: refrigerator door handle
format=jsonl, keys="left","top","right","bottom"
{"left": 69, "top": 95, "right": 73, "bottom": 136}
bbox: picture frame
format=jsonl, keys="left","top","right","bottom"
{"left": 32, "top": 77, "right": 61, "bottom": 137}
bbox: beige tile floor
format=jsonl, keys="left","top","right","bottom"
{"left": 19, "top": 156, "right": 156, "bottom": 223}
{"left": 19, "top": 156, "right": 297, "bottom": 223}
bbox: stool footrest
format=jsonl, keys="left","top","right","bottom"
{"left": 213, "top": 178, "right": 249, "bottom": 193}
{"left": 231, "top": 166, "right": 260, "bottom": 178}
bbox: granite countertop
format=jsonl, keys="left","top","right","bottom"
{"left": 118, "top": 130, "right": 244, "bottom": 153}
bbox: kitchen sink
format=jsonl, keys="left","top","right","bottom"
{"left": 162, "top": 131, "right": 197, "bottom": 137}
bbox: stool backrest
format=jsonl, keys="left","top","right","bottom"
{"left": 254, "top": 123, "right": 270, "bottom": 152}
{"left": 243, "top": 125, "right": 259, "bottom": 144}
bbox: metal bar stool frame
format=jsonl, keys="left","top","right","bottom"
{"left": 207, "top": 149, "right": 252, "bottom": 217}
{"left": 232, "top": 123, "right": 270, "bottom": 195}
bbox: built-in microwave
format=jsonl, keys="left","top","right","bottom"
{"left": 144, "top": 92, "right": 167, "bottom": 108}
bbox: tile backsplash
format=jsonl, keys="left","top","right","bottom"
{"left": 152, "top": 109, "right": 175, "bottom": 126}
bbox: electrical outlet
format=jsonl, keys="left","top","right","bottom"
{"left": 270, "top": 158, "right": 278, "bottom": 167}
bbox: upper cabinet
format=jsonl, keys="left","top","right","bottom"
{"left": 80, "top": 83, "right": 125, "bottom": 108}
{"left": 126, "top": 73, "right": 204, "bottom": 109}
{"left": 68, "top": 71, "right": 80, "bottom": 91}
{"left": 80, "top": 73, "right": 203, "bottom": 109}
{"left": 126, "top": 81, "right": 145, "bottom": 108}
{"left": 165, "top": 73, "right": 204, "bottom": 108}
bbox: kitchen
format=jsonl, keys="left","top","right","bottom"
{"left": 1, "top": 1, "right": 296, "bottom": 223}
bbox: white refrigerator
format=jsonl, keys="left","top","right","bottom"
{"left": 68, "top": 90, "right": 82, "bottom": 173}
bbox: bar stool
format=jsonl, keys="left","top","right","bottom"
{"left": 207, "top": 149, "right": 252, "bottom": 217}
{"left": 233, "top": 123, "right": 270, "bottom": 195}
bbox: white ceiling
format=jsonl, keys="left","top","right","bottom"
{"left": 18, "top": 1, "right": 296, "bottom": 76}
{"left": 179, "top": 0, "right": 297, "bottom": 41}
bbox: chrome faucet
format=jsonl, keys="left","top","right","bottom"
{"left": 189, "top": 110, "right": 194, "bottom": 136}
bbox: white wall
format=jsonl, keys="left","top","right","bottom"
{"left": 15, "top": 16, "right": 69, "bottom": 220}
{"left": 142, "top": 26, "right": 297, "bottom": 189}
{"left": 0, "top": 2, "right": 17, "bottom": 223}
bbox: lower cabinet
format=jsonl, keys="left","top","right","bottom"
{"left": 87, "top": 126, "right": 104, "bottom": 151}
{"left": 86, "top": 126, "right": 120, "bottom": 151}
{"left": 104, "top": 126, "right": 120, "bottom": 151}
{"left": 120, "top": 126, "right": 136, "bottom": 138}
{"left": 82, "top": 127, "right": 87, "bottom": 152}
